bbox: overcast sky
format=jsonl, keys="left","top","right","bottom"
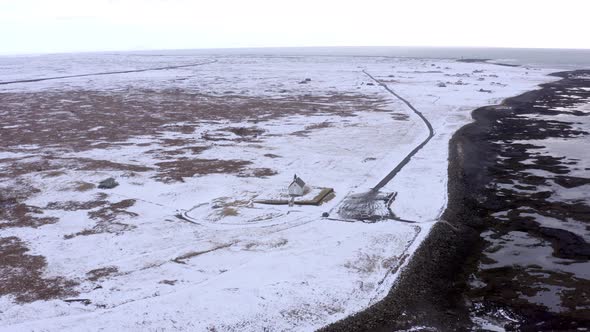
{"left": 1, "top": 0, "right": 589, "bottom": 55}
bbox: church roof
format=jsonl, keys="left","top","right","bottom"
{"left": 290, "top": 175, "right": 305, "bottom": 188}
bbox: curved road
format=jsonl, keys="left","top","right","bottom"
{"left": 362, "top": 70, "right": 435, "bottom": 191}
{"left": 336, "top": 70, "right": 435, "bottom": 221}
{"left": 0, "top": 60, "right": 217, "bottom": 85}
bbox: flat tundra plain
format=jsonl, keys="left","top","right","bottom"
{"left": 0, "top": 53, "right": 556, "bottom": 331}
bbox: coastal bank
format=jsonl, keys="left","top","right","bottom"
{"left": 321, "top": 69, "right": 590, "bottom": 331}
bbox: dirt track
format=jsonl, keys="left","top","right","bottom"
{"left": 0, "top": 60, "right": 217, "bottom": 85}
{"left": 336, "top": 71, "right": 434, "bottom": 221}
{"left": 362, "top": 70, "right": 435, "bottom": 191}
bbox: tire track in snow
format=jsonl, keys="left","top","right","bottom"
{"left": 0, "top": 60, "right": 217, "bottom": 85}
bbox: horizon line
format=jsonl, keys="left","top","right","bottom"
{"left": 2, "top": 44, "right": 590, "bottom": 57}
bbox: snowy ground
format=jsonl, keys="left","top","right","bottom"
{"left": 0, "top": 52, "right": 557, "bottom": 331}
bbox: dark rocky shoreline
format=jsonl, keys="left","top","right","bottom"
{"left": 320, "top": 69, "right": 590, "bottom": 331}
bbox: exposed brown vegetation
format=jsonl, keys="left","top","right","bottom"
{"left": 0, "top": 157, "right": 64, "bottom": 179}
{"left": 87, "top": 266, "right": 119, "bottom": 282}
{"left": 224, "top": 126, "right": 265, "bottom": 137}
{"left": 237, "top": 168, "right": 278, "bottom": 178}
{"left": 292, "top": 121, "right": 333, "bottom": 137}
{"left": 42, "top": 170, "right": 66, "bottom": 178}
{"left": 0, "top": 90, "right": 383, "bottom": 153}
{"left": 1, "top": 89, "right": 386, "bottom": 192}
{"left": 72, "top": 158, "right": 152, "bottom": 173}
{"left": 172, "top": 242, "right": 235, "bottom": 264}
{"left": 0, "top": 156, "right": 151, "bottom": 179}
{"left": 153, "top": 159, "right": 253, "bottom": 183}
{"left": 1, "top": 89, "right": 385, "bottom": 190}
{"left": 244, "top": 238, "right": 288, "bottom": 251}
{"left": 343, "top": 253, "right": 380, "bottom": 274}
{"left": 160, "top": 138, "right": 196, "bottom": 147}
{"left": 63, "top": 181, "right": 96, "bottom": 192}
{"left": 64, "top": 199, "right": 137, "bottom": 239}
{"left": 0, "top": 236, "right": 78, "bottom": 303}
{"left": 221, "top": 207, "right": 238, "bottom": 217}
{"left": 0, "top": 201, "right": 58, "bottom": 229}
{"left": 159, "top": 279, "right": 177, "bottom": 285}
{"left": 88, "top": 199, "right": 137, "bottom": 222}
{"left": 201, "top": 126, "right": 266, "bottom": 143}
{"left": 46, "top": 200, "right": 107, "bottom": 211}
{"left": 209, "top": 198, "right": 254, "bottom": 221}
{"left": 145, "top": 145, "right": 211, "bottom": 162}
{"left": 0, "top": 183, "right": 58, "bottom": 229}
{"left": 391, "top": 113, "right": 410, "bottom": 121}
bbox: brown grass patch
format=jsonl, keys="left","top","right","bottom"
{"left": 0, "top": 157, "right": 63, "bottom": 178}
{"left": 1, "top": 90, "right": 383, "bottom": 154}
{"left": 86, "top": 266, "right": 119, "bottom": 282}
{"left": 88, "top": 199, "right": 137, "bottom": 222}
{"left": 153, "top": 159, "right": 252, "bottom": 183}
{"left": 184, "top": 146, "right": 210, "bottom": 153}
{"left": 392, "top": 113, "right": 410, "bottom": 121}
{"left": 292, "top": 121, "right": 333, "bottom": 137}
{"left": 381, "top": 256, "right": 400, "bottom": 269}
{"left": 71, "top": 157, "right": 152, "bottom": 173}
{"left": 172, "top": 242, "right": 234, "bottom": 264}
{"left": 343, "top": 253, "right": 380, "bottom": 274}
{"left": 209, "top": 198, "right": 253, "bottom": 221}
{"left": 225, "top": 126, "right": 264, "bottom": 136}
{"left": 237, "top": 167, "right": 278, "bottom": 178}
{"left": 42, "top": 170, "right": 66, "bottom": 178}
{"left": 46, "top": 200, "right": 107, "bottom": 211}
{"left": 200, "top": 128, "right": 265, "bottom": 143}
{"left": 264, "top": 153, "right": 281, "bottom": 158}
{"left": 1, "top": 90, "right": 383, "bottom": 196}
{"left": 0, "top": 202, "right": 59, "bottom": 229}
{"left": 200, "top": 132, "right": 231, "bottom": 142}
{"left": 64, "top": 199, "right": 137, "bottom": 239}
{"left": 159, "top": 279, "right": 177, "bottom": 285}
{"left": 160, "top": 138, "right": 196, "bottom": 147}
{"left": 63, "top": 181, "right": 95, "bottom": 192}
{"left": 0, "top": 156, "right": 151, "bottom": 179}
{"left": 0, "top": 183, "right": 58, "bottom": 229}
{"left": 147, "top": 145, "right": 210, "bottom": 160}
{"left": 0, "top": 236, "right": 78, "bottom": 303}
{"left": 244, "top": 238, "right": 288, "bottom": 251}
{"left": 221, "top": 207, "right": 239, "bottom": 217}
{"left": 271, "top": 238, "right": 288, "bottom": 248}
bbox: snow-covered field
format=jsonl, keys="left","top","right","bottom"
{"left": 0, "top": 52, "right": 557, "bottom": 331}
